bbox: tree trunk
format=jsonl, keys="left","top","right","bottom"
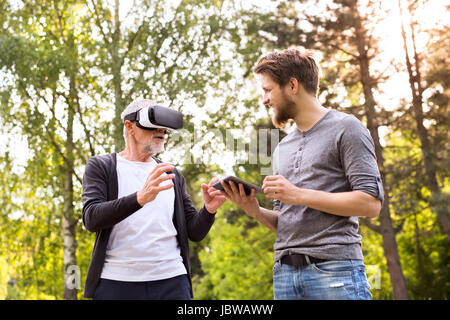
{"left": 378, "top": 198, "right": 410, "bottom": 299}
{"left": 352, "top": 1, "right": 410, "bottom": 299}
{"left": 398, "top": 0, "right": 450, "bottom": 240}
{"left": 112, "top": 64, "right": 124, "bottom": 151}
{"left": 112, "top": 0, "right": 125, "bottom": 152}
{"left": 63, "top": 74, "right": 78, "bottom": 300}
{"left": 414, "top": 212, "right": 425, "bottom": 296}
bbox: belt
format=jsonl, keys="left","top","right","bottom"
{"left": 280, "top": 254, "right": 327, "bottom": 267}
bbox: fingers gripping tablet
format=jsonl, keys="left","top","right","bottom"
{"left": 212, "top": 176, "right": 263, "bottom": 195}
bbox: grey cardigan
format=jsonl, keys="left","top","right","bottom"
{"left": 81, "top": 153, "right": 215, "bottom": 298}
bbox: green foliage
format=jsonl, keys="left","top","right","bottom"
{"left": 0, "top": 0, "right": 240, "bottom": 299}
{"left": 0, "top": 0, "right": 448, "bottom": 300}
{"left": 195, "top": 205, "right": 276, "bottom": 300}
{"left": 359, "top": 225, "right": 394, "bottom": 299}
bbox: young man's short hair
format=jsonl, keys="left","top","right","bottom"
{"left": 253, "top": 49, "right": 320, "bottom": 96}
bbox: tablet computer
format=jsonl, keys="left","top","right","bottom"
{"left": 212, "top": 176, "right": 263, "bottom": 195}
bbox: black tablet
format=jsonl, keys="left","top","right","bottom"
{"left": 212, "top": 176, "right": 263, "bottom": 196}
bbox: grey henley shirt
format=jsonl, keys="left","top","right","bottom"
{"left": 272, "top": 109, "right": 384, "bottom": 262}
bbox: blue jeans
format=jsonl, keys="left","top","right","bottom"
{"left": 273, "top": 259, "right": 372, "bottom": 300}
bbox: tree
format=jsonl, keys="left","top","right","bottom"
{"left": 344, "top": 0, "right": 409, "bottom": 299}
{"left": 196, "top": 210, "right": 276, "bottom": 299}
{"left": 0, "top": 0, "right": 251, "bottom": 299}
{"left": 235, "top": 0, "right": 410, "bottom": 299}
{"left": 382, "top": 129, "right": 450, "bottom": 299}
{"left": 86, "top": 0, "right": 234, "bottom": 151}
{"left": 397, "top": 0, "right": 450, "bottom": 240}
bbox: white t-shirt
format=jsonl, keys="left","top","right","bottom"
{"left": 100, "top": 155, "right": 187, "bottom": 281}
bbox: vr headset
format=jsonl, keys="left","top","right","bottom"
{"left": 123, "top": 105, "right": 183, "bottom": 131}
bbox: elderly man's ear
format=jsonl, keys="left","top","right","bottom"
{"left": 124, "top": 120, "right": 134, "bottom": 135}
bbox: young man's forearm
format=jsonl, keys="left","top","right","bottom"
{"left": 297, "top": 189, "right": 381, "bottom": 218}
{"left": 243, "top": 188, "right": 380, "bottom": 230}
{"left": 249, "top": 207, "right": 278, "bottom": 231}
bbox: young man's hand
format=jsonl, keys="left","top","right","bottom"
{"left": 262, "top": 175, "right": 301, "bottom": 205}
{"left": 219, "top": 180, "right": 260, "bottom": 218}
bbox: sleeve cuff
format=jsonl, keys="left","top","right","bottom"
{"left": 203, "top": 205, "right": 217, "bottom": 215}
{"left": 351, "top": 175, "right": 384, "bottom": 204}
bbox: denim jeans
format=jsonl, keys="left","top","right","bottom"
{"left": 273, "top": 259, "right": 372, "bottom": 300}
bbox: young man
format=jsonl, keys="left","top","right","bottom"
{"left": 220, "top": 49, "right": 383, "bottom": 300}
{"left": 82, "top": 99, "right": 226, "bottom": 299}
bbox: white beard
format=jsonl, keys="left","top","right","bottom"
{"left": 144, "top": 140, "right": 165, "bottom": 155}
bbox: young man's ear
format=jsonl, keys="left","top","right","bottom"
{"left": 289, "top": 77, "right": 299, "bottom": 94}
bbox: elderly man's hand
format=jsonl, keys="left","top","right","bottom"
{"left": 202, "top": 177, "right": 227, "bottom": 214}
{"left": 137, "top": 163, "right": 175, "bottom": 206}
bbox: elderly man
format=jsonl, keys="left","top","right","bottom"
{"left": 82, "top": 99, "right": 225, "bottom": 300}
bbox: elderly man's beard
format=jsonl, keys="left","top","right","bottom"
{"left": 272, "top": 91, "right": 296, "bottom": 128}
{"left": 143, "top": 140, "right": 165, "bottom": 155}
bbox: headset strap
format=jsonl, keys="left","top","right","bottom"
{"left": 123, "top": 111, "right": 138, "bottom": 122}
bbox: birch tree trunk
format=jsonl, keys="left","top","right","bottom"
{"left": 112, "top": 0, "right": 125, "bottom": 151}
{"left": 63, "top": 71, "right": 78, "bottom": 300}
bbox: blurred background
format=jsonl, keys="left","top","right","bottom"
{"left": 0, "top": 0, "right": 448, "bottom": 300}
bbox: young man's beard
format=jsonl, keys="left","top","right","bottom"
{"left": 272, "top": 90, "right": 296, "bottom": 128}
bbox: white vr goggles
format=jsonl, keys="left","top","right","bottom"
{"left": 123, "top": 105, "right": 183, "bottom": 131}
